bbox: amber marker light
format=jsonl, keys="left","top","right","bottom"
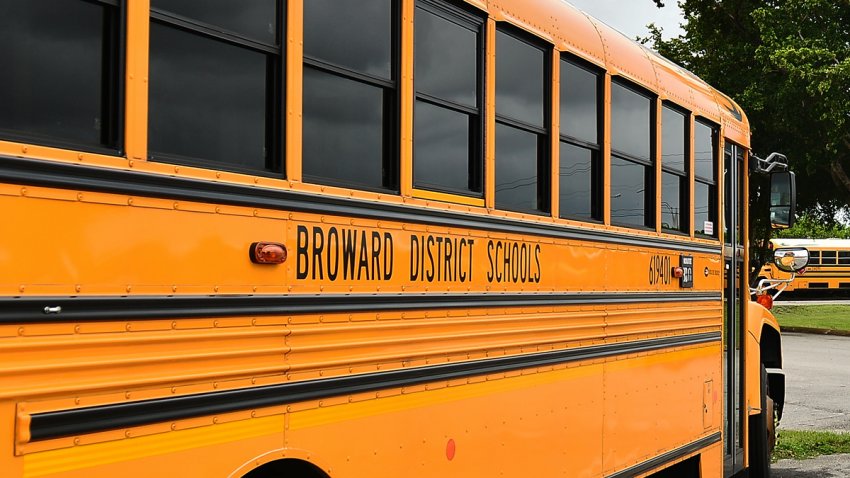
{"left": 250, "top": 242, "right": 287, "bottom": 264}
{"left": 756, "top": 293, "right": 774, "bottom": 310}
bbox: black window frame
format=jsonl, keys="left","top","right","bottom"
{"left": 148, "top": 1, "right": 285, "bottom": 177}
{"left": 0, "top": 0, "right": 125, "bottom": 155}
{"left": 609, "top": 78, "right": 656, "bottom": 230}
{"left": 301, "top": 0, "right": 400, "bottom": 193}
{"left": 494, "top": 25, "right": 552, "bottom": 215}
{"left": 558, "top": 54, "right": 603, "bottom": 223}
{"left": 660, "top": 101, "right": 690, "bottom": 235}
{"left": 412, "top": 0, "right": 485, "bottom": 198}
{"left": 697, "top": 118, "right": 719, "bottom": 239}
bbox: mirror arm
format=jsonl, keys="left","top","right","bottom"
{"left": 752, "top": 152, "right": 788, "bottom": 174}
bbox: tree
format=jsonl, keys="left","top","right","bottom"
{"left": 643, "top": 0, "right": 850, "bottom": 278}
{"left": 644, "top": 0, "right": 850, "bottom": 210}
{"left": 774, "top": 212, "right": 850, "bottom": 239}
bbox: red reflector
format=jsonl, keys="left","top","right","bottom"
{"left": 446, "top": 439, "right": 456, "bottom": 461}
{"left": 250, "top": 242, "right": 287, "bottom": 264}
{"left": 798, "top": 267, "right": 806, "bottom": 276}
{"left": 672, "top": 267, "right": 684, "bottom": 279}
{"left": 756, "top": 293, "right": 773, "bottom": 310}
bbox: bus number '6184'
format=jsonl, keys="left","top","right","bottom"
{"left": 649, "top": 255, "right": 671, "bottom": 285}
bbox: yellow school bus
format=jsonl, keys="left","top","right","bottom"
{"left": 0, "top": 1, "right": 802, "bottom": 477}
{"left": 758, "top": 238, "right": 850, "bottom": 292}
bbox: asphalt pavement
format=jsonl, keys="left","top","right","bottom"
{"left": 778, "top": 333, "right": 850, "bottom": 431}
{"left": 774, "top": 454, "right": 850, "bottom": 477}
{"left": 772, "top": 332, "right": 850, "bottom": 477}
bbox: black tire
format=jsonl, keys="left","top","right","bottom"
{"left": 748, "top": 364, "right": 773, "bottom": 478}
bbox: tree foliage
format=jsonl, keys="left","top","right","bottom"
{"left": 775, "top": 212, "right": 850, "bottom": 239}
{"left": 643, "top": 0, "right": 850, "bottom": 276}
{"left": 643, "top": 0, "right": 850, "bottom": 211}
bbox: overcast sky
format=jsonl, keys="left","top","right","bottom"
{"left": 565, "top": 0, "right": 686, "bottom": 40}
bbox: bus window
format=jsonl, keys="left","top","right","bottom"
{"left": 559, "top": 57, "right": 602, "bottom": 221}
{"left": 0, "top": 0, "right": 121, "bottom": 151}
{"left": 156, "top": 0, "right": 276, "bottom": 44}
{"left": 810, "top": 250, "right": 821, "bottom": 265}
{"left": 822, "top": 250, "right": 837, "bottom": 265}
{"left": 495, "top": 28, "right": 550, "bottom": 213}
{"left": 413, "top": 0, "right": 484, "bottom": 197}
{"left": 695, "top": 120, "right": 718, "bottom": 237}
{"left": 610, "top": 80, "right": 654, "bottom": 228}
{"left": 303, "top": 0, "right": 397, "bottom": 191}
{"left": 149, "top": 0, "right": 281, "bottom": 174}
{"left": 661, "top": 104, "right": 689, "bottom": 233}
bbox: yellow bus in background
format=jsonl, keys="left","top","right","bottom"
{"left": 758, "top": 238, "right": 850, "bottom": 292}
{"left": 0, "top": 1, "right": 801, "bottom": 477}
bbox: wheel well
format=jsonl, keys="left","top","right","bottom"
{"left": 241, "top": 459, "right": 329, "bottom": 478}
{"left": 760, "top": 325, "right": 781, "bottom": 369}
{"left": 760, "top": 324, "right": 786, "bottom": 420}
{"left": 645, "top": 455, "right": 701, "bottom": 478}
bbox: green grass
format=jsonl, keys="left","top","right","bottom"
{"left": 773, "top": 429, "right": 850, "bottom": 461}
{"left": 772, "top": 304, "right": 850, "bottom": 332}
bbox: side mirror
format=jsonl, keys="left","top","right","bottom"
{"left": 769, "top": 171, "right": 796, "bottom": 228}
{"left": 773, "top": 247, "right": 809, "bottom": 273}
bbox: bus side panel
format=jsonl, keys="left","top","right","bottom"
{"left": 757, "top": 265, "right": 795, "bottom": 291}
{"left": 2, "top": 317, "right": 290, "bottom": 478}
{"left": 17, "top": 417, "right": 285, "bottom": 478}
{"left": 745, "top": 301, "right": 782, "bottom": 416}
{"left": 1, "top": 401, "right": 23, "bottom": 477}
{"left": 698, "top": 442, "right": 723, "bottom": 477}
{"left": 0, "top": 186, "right": 289, "bottom": 296}
{"left": 0, "top": 183, "right": 723, "bottom": 296}
{"left": 286, "top": 363, "right": 605, "bottom": 477}
{"left": 602, "top": 343, "right": 722, "bottom": 475}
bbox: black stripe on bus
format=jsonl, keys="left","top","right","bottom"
{"left": 605, "top": 432, "right": 721, "bottom": 478}
{"left": 0, "top": 155, "right": 721, "bottom": 254}
{"left": 28, "top": 331, "right": 721, "bottom": 441}
{"left": 2, "top": 292, "right": 721, "bottom": 323}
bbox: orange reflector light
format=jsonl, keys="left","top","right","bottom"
{"left": 250, "top": 242, "right": 287, "bottom": 264}
{"left": 672, "top": 267, "right": 684, "bottom": 279}
{"left": 756, "top": 293, "right": 773, "bottom": 310}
